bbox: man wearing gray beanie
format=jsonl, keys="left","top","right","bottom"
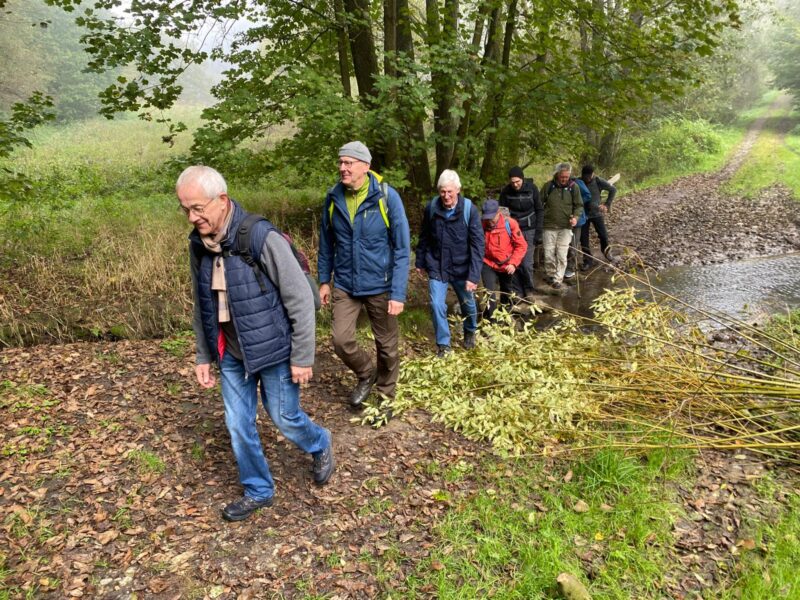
{"left": 318, "top": 141, "right": 411, "bottom": 412}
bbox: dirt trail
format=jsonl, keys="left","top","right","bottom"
{"left": 0, "top": 339, "right": 486, "bottom": 598}
{"left": 607, "top": 94, "right": 800, "bottom": 269}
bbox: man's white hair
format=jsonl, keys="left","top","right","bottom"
{"left": 176, "top": 165, "right": 227, "bottom": 199}
{"left": 437, "top": 169, "right": 461, "bottom": 190}
{"left": 554, "top": 162, "right": 572, "bottom": 175}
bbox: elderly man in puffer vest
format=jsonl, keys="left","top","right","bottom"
{"left": 178, "top": 165, "right": 334, "bottom": 522}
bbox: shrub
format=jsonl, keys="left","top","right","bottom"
{"left": 616, "top": 118, "right": 723, "bottom": 182}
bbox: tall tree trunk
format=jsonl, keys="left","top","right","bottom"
{"left": 383, "top": 0, "right": 398, "bottom": 165}
{"left": 396, "top": 0, "right": 432, "bottom": 199}
{"left": 343, "top": 0, "right": 384, "bottom": 169}
{"left": 478, "top": 0, "right": 515, "bottom": 180}
{"left": 462, "top": 4, "right": 502, "bottom": 173}
{"left": 333, "top": 0, "right": 351, "bottom": 97}
{"left": 451, "top": 1, "right": 490, "bottom": 170}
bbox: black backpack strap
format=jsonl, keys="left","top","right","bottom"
{"left": 233, "top": 213, "right": 269, "bottom": 293}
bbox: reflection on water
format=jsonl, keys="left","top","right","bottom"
{"left": 651, "top": 253, "right": 800, "bottom": 320}
{"left": 537, "top": 253, "right": 800, "bottom": 325}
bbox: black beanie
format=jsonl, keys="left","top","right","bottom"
{"left": 581, "top": 164, "right": 594, "bottom": 177}
{"left": 508, "top": 166, "right": 524, "bottom": 179}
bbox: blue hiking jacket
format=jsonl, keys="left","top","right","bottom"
{"left": 575, "top": 178, "right": 591, "bottom": 228}
{"left": 318, "top": 173, "right": 411, "bottom": 301}
{"left": 415, "top": 195, "right": 485, "bottom": 284}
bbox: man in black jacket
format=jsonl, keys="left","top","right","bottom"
{"left": 579, "top": 164, "right": 616, "bottom": 269}
{"left": 499, "top": 166, "right": 541, "bottom": 297}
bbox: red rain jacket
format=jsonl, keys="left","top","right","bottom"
{"left": 482, "top": 213, "right": 528, "bottom": 272}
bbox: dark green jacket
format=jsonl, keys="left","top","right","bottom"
{"left": 541, "top": 178, "right": 583, "bottom": 229}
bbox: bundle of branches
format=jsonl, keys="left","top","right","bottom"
{"left": 364, "top": 285, "right": 800, "bottom": 459}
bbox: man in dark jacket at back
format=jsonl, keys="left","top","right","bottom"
{"left": 318, "top": 141, "right": 411, "bottom": 409}
{"left": 179, "top": 165, "right": 334, "bottom": 522}
{"left": 499, "top": 166, "right": 541, "bottom": 297}
{"left": 579, "top": 164, "right": 617, "bottom": 269}
{"left": 416, "top": 169, "right": 485, "bottom": 357}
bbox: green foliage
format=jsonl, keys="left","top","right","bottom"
{"left": 720, "top": 488, "right": 800, "bottom": 598}
{"left": 724, "top": 100, "right": 800, "bottom": 199}
{"left": 616, "top": 118, "right": 724, "bottom": 183}
{"left": 0, "top": 92, "right": 55, "bottom": 200}
{"left": 770, "top": 2, "right": 800, "bottom": 111}
{"left": 0, "top": 0, "right": 116, "bottom": 121}
{"left": 24, "top": 0, "right": 743, "bottom": 193}
{"left": 377, "top": 292, "right": 674, "bottom": 452}
{"left": 403, "top": 449, "right": 690, "bottom": 598}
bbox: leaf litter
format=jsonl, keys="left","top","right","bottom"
{"left": 0, "top": 338, "right": 796, "bottom": 598}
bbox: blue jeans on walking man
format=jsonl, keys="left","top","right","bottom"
{"left": 428, "top": 278, "right": 478, "bottom": 347}
{"left": 220, "top": 352, "right": 330, "bottom": 501}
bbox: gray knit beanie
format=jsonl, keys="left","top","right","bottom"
{"left": 338, "top": 141, "right": 372, "bottom": 164}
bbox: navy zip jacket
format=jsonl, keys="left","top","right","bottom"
{"left": 318, "top": 173, "right": 411, "bottom": 301}
{"left": 415, "top": 195, "right": 485, "bottom": 284}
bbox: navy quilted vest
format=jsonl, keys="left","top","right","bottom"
{"left": 191, "top": 202, "right": 292, "bottom": 374}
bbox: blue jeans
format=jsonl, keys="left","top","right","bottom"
{"left": 220, "top": 353, "right": 330, "bottom": 501}
{"left": 429, "top": 278, "right": 478, "bottom": 347}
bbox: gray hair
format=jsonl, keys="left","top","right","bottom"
{"left": 176, "top": 165, "right": 227, "bottom": 199}
{"left": 554, "top": 162, "right": 572, "bottom": 175}
{"left": 437, "top": 169, "right": 461, "bottom": 190}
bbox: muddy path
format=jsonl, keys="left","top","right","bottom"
{"left": 606, "top": 94, "right": 800, "bottom": 269}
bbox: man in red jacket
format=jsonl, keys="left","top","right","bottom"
{"left": 481, "top": 199, "right": 528, "bottom": 320}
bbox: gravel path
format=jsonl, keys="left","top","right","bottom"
{"left": 606, "top": 94, "right": 800, "bottom": 269}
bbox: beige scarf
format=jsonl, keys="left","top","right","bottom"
{"left": 199, "top": 204, "right": 234, "bottom": 323}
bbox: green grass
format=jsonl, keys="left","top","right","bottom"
{"left": 0, "top": 110, "right": 328, "bottom": 346}
{"left": 724, "top": 99, "right": 800, "bottom": 199}
{"left": 128, "top": 449, "right": 166, "bottom": 475}
{"left": 719, "top": 477, "right": 800, "bottom": 599}
{"left": 401, "top": 447, "right": 695, "bottom": 599}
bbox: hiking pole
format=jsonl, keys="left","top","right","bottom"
{"left": 574, "top": 234, "right": 581, "bottom": 299}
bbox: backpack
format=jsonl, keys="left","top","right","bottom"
{"left": 326, "top": 180, "right": 392, "bottom": 229}
{"left": 426, "top": 196, "right": 473, "bottom": 225}
{"left": 545, "top": 179, "right": 576, "bottom": 197}
{"left": 232, "top": 213, "right": 321, "bottom": 311}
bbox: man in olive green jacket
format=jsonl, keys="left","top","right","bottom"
{"left": 540, "top": 162, "right": 583, "bottom": 288}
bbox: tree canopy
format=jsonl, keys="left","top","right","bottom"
{"left": 7, "top": 0, "right": 746, "bottom": 196}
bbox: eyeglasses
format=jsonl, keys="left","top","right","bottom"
{"left": 337, "top": 159, "right": 360, "bottom": 169}
{"left": 179, "top": 196, "right": 217, "bottom": 217}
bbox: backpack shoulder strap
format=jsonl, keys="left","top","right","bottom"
{"left": 427, "top": 197, "right": 437, "bottom": 221}
{"left": 462, "top": 197, "right": 472, "bottom": 225}
{"left": 235, "top": 213, "right": 267, "bottom": 260}
{"left": 325, "top": 186, "right": 337, "bottom": 224}
{"left": 232, "top": 213, "right": 270, "bottom": 293}
{"left": 504, "top": 218, "right": 512, "bottom": 238}
{"left": 378, "top": 181, "right": 390, "bottom": 229}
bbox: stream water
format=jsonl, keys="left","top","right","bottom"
{"left": 546, "top": 253, "right": 800, "bottom": 325}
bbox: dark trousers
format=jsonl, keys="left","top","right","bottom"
{"left": 481, "top": 264, "right": 519, "bottom": 320}
{"left": 580, "top": 216, "right": 610, "bottom": 263}
{"left": 331, "top": 289, "right": 399, "bottom": 398}
{"left": 516, "top": 229, "right": 537, "bottom": 293}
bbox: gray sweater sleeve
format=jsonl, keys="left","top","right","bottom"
{"left": 190, "top": 248, "right": 213, "bottom": 365}
{"left": 260, "top": 233, "right": 316, "bottom": 367}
